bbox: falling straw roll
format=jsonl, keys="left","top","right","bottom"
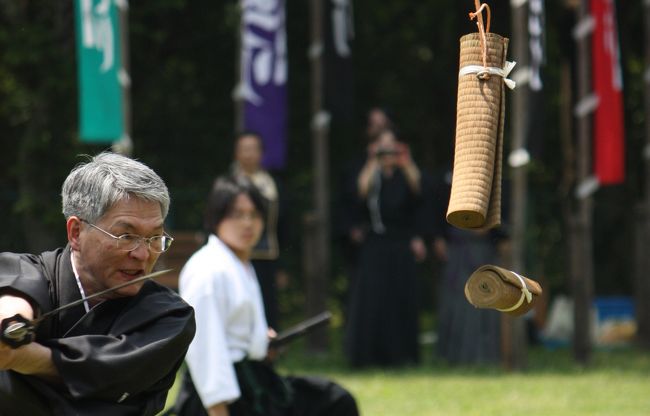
{"left": 464, "top": 264, "right": 543, "bottom": 317}
{"left": 447, "top": 32, "right": 509, "bottom": 230}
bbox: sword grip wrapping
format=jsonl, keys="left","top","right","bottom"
{"left": 1, "top": 314, "right": 35, "bottom": 349}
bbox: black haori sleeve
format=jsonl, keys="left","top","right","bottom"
{"left": 0, "top": 252, "right": 51, "bottom": 313}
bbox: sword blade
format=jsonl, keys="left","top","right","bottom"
{"left": 35, "top": 268, "right": 173, "bottom": 323}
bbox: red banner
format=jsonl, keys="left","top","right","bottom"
{"left": 591, "top": 0, "right": 625, "bottom": 185}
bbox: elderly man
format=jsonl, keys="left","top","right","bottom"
{"left": 0, "top": 152, "right": 196, "bottom": 415}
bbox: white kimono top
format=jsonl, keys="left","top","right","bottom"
{"left": 179, "top": 235, "right": 269, "bottom": 407}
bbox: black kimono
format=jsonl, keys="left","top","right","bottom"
{"left": 344, "top": 169, "right": 424, "bottom": 368}
{"left": 0, "top": 246, "right": 196, "bottom": 416}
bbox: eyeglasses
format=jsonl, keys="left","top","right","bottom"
{"left": 80, "top": 219, "right": 174, "bottom": 253}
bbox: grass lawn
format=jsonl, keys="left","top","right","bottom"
{"left": 161, "top": 340, "right": 650, "bottom": 415}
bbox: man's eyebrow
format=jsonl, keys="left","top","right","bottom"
{"left": 113, "top": 221, "right": 164, "bottom": 233}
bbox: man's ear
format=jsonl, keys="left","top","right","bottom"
{"left": 67, "top": 217, "right": 83, "bottom": 250}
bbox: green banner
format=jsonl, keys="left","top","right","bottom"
{"left": 75, "top": 0, "right": 124, "bottom": 143}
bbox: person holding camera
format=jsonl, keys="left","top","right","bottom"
{"left": 344, "top": 128, "right": 427, "bottom": 368}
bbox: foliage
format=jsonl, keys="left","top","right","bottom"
{"left": 0, "top": 1, "right": 647, "bottom": 302}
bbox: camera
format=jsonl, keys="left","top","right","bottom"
{"left": 375, "top": 148, "right": 399, "bottom": 157}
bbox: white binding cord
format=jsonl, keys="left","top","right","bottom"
{"left": 496, "top": 271, "right": 533, "bottom": 313}
{"left": 459, "top": 61, "right": 517, "bottom": 90}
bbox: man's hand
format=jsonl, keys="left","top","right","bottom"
{"left": 0, "top": 294, "right": 34, "bottom": 346}
{"left": 0, "top": 295, "right": 33, "bottom": 370}
{"left": 208, "top": 403, "right": 230, "bottom": 416}
{"left": 266, "top": 328, "right": 281, "bottom": 363}
{"left": 432, "top": 237, "right": 449, "bottom": 262}
{"left": 410, "top": 237, "right": 427, "bottom": 263}
{"left": 0, "top": 336, "right": 18, "bottom": 370}
{"left": 0, "top": 294, "right": 59, "bottom": 381}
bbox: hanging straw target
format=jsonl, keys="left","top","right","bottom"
{"left": 446, "top": 1, "right": 516, "bottom": 230}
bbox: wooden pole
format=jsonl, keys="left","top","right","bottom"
{"left": 234, "top": 1, "right": 244, "bottom": 134}
{"left": 572, "top": 0, "right": 595, "bottom": 364}
{"left": 306, "top": 0, "right": 331, "bottom": 352}
{"left": 504, "top": 0, "right": 530, "bottom": 371}
{"left": 636, "top": 0, "right": 650, "bottom": 349}
{"left": 112, "top": 0, "right": 133, "bottom": 156}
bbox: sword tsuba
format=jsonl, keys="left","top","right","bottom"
{"left": 1, "top": 314, "right": 35, "bottom": 349}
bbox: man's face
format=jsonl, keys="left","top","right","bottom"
{"left": 70, "top": 197, "right": 164, "bottom": 300}
{"left": 235, "top": 135, "right": 263, "bottom": 172}
{"left": 366, "top": 109, "right": 389, "bottom": 140}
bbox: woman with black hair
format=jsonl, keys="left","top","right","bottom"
{"left": 172, "top": 176, "right": 358, "bottom": 416}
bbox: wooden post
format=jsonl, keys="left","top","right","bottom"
{"left": 112, "top": 0, "right": 133, "bottom": 156}
{"left": 504, "top": 0, "right": 530, "bottom": 371}
{"left": 306, "top": 0, "right": 331, "bottom": 352}
{"left": 234, "top": 1, "right": 244, "bottom": 133}
{"left": 636, "top": 0, "right": 650, "bottom": 349}
{"left": 302, "top": 213, "right": 328, "bottom": 350}
{"left": 571, "top": 0, "right": 595, "bottom": 364}
{"left": 634, "top": 205, "right": 650, "bottom": 348}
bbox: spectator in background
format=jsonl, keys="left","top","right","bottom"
{"left": 344, "top": 128, "right": 427, "bottom": 368}
{"left": 173, "top": 176, "right": 359, "bottom": 416}
{"left": 431, "top": 168, "right": 506, "bottom": 365}
{"left": 231, "top": 131, "right": 287, "bottom": 329}
{"left": 336, "top": 107, "right": 394, "bottom": 288}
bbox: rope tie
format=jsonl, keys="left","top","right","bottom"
{"left": 469, "top": 1, "right": 492, "bottom": 73}
{"left": 496, "top": 271, "right": 533, "bottom": 313}
{"left": 458, "top": 61, "right": 517, "bottom": 90}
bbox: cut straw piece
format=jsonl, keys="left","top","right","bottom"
{"left": 464, "top": 264, "right": 543, "bottom": 316}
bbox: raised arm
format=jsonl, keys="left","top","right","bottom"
{"left": 396, "top": 143, "right": 421, "bottom": 194}
{"left": 0, "top": 294, "right": 59, "bottom": 381}
{"left": 357, "top": 144, "right": 380, "bottom": 199}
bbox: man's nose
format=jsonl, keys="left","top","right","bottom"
{"left": 128, "top": 241, "right": 151, "bottom": 261}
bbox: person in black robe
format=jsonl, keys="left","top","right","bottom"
{"left": 335, "top": 107, "right": 395, "bottom": 287}
{"left": 0, "top": 152, "right": 196, "bottom": 416}
{"left": 344, "top": 128, "right": 427, "bottom": 368}
{"left": 430, "top": 168, "right": 506, "bottom": 365}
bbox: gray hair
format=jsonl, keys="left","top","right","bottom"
{"left": 61, "top": 152, "right": 170, "bottom": 222}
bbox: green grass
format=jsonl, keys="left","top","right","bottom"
{"left": 161, "top": 337, "right": 650, "bottom": 416}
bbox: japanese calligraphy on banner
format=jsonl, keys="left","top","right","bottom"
{"left": 592, "top": 0, "right": 625, "bottom": 185}
{"left": 240, "top": 0, "right": 288, "bottom": 170}
{"left": 75, "top": 0, "right": 124, "bottom": 143}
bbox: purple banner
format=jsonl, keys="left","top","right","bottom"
{"left": 240, "top": 0, "right": 287, "bottom": 170}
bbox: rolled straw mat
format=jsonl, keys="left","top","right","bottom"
{"left": 464, "top": 264, "right": 542, "bottom": 317}
{"left": 447, "top": 32, "right": 509, "bottom": 230}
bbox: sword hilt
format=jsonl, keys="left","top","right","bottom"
{"left": 1, "top": 314, "right": 35, "bottom": 349}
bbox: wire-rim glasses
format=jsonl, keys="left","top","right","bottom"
{"left": 79, "top": 219, "right": 174, "bottom": 253}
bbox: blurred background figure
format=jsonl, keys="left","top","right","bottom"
{"left": 174, "top": 176, "right": 358, "bottom": 416}
{"left": 336, "top": 107, "right": 394, "bottom": 294}
{"left": 431, "top": 170, "right": 507, "bottom": 365}
{"left": 231, "top": 131, "right": 288, "bottom": 329}
{"left": 344, "top": 128, "right": 427, "bottom": 368}
{"left": 365, "top": 106, "right": 393, "bottom": 142}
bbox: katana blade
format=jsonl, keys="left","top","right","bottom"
{"left": 37, "top": 268, "right": 173, "bottom": 323}
{"left": 1, "top": 268, "right": 173, "bottom": 348}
